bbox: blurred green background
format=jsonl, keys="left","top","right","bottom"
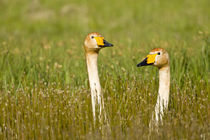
{"left": 0, "top": 0, "right": 209, "bottom": 139}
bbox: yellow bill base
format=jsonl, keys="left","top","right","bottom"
{"left": 146, "top": 54, "right": 157, "bottom": 64}
{"left": 94, "top": 37, "right": 105, "bottom": 46}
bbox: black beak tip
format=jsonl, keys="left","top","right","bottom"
{"left": 137, "top": 63, "right": 141, "bottom": 67}
{"left": 137, "top": 58, "right": 149, "bottom": 67}
{"left": 102, "top": 40, "right": 113, "bottom": 47}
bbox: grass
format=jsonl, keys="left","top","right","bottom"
{"left": 0, "top": 0, "right": 209, "bottom": 139}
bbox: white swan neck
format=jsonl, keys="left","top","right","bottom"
{"left": 85, "top": 52, "right": 102, "bottom": 120}
{"left": 86, "top": 53, "right": 101, "bottom": 95}
{"left": 154, "top": 65, "right": 170, "bottom": 122}
{"left": 158, "top": 65, "right": 170, "bottom": 103}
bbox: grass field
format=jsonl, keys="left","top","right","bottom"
{"left": 0, "top": 0, "right": 209, "bottom": 139}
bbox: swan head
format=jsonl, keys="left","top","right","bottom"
{"left": 84, "top": 32, "right": 113, "bottom": 53}
{"left": 137, "top": 48, "right": 169, "bottom": 68}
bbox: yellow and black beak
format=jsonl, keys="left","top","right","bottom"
{"left": 95, "top": 37, "right": 113, "bottom": 47}
{"left": 137, "top": 54, "right": 157, "bottom": 67}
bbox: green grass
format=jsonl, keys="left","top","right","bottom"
{"left": 0, "top": 0, "right": 209, "bottom": 139}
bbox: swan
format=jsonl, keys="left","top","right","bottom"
{"left": 84, "top": 32, "right": 113, "bottom": 121}
{"left": 137, "top": 48, "right": 170, "bottom": 123}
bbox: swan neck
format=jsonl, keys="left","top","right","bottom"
{"left": 158, "top": 65, "right": 170, "bottom": 105}
{"left": 153, "top": 65, "right": 170, "bottom": 122}
{"left": 85, "top": 52, "right": 101, "bottom": 95}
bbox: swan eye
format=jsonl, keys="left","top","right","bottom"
{"left": 91, "top": 36, "right": 94, "bottom": 39}
{"left": 157, "top": 52, "right": 161, "bottom": 55}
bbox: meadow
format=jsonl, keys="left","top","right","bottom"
{"left": 0, "top": 0, "right": 209, "bottom": 139}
